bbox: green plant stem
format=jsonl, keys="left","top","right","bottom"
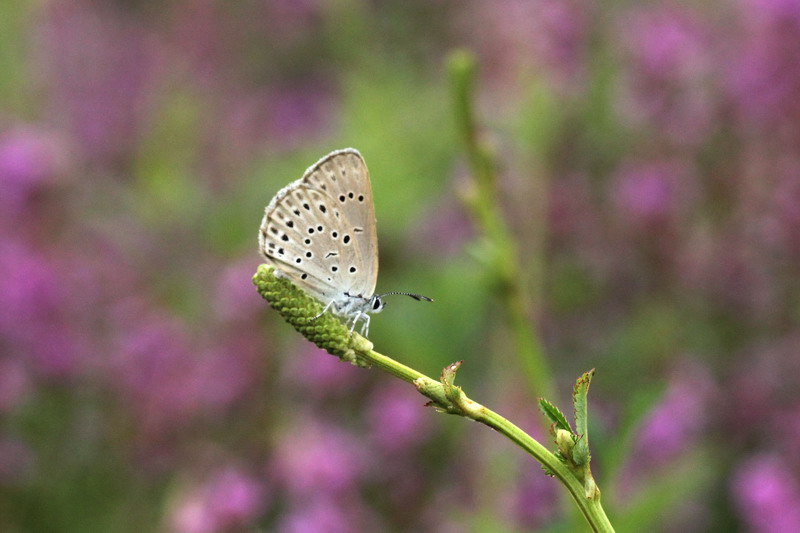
{"left": 254, "top": 266, "right": 614, "bottom": 531}
{"left": 362, "top": 346, "right": 614, "bottom": 533}
{"left": 475, "top": 406, "right": 612, "bottom": 532}
{"left": 448, "top": 48, "right": 554, "bottom": 401}
{"left": 363, "top": 346, "right": 425, "bottom": 383}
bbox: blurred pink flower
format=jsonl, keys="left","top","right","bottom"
{"left": 274, "top": 418, "right": 366, "bottom": 496}
{"left": 0, "top": 126, "right": 67, "bottom": 216}
{"left": 616, "top": 165, "right": 674, "bottom": 222}
{"left": 278, "top": 497, "right": 369, "bottom": 533}
{"left": 464, "top": 0, "right": 589, "bottom": 92}
{"left": 513, "top": 465, "right": 559, "bottom": 529}
{"left": 283, "top": 345, "right": 364, "bottom": 399}
{"left": 214, "top": 258, "right": 265, "bottom": 323}
{"left": 539, "top": 0, "right": 590, "bottom": 79}
{"left": 0, "top": 242, "right": 59, "bottom": 338}
{"left": 634, "top": 363, "right": 715, "bottom": 463}
{"left": 171, "top": 466, "right": 269, "bottom": 533}
{"left": 622, "top": 6, "right": 711, "bottom": 79}
{"left": 617, "top": 362, "right": 716, "bottom": 499}
{"left": 265, "top": 83, "right": 336, "bottom": 151}
{"left": 110, "top": 301, "right": 258, "bottom": 438}
{"left": 617, "top": 5, "right": 715, "bottom": 144}
{"left": 26, "top": 324, "right": 84, "bottom": 378}
{"left": 732, "top": 454, "right": 800, "bottom": 532}
{"left": 111, "top": 306, "right": 200, "bottom": 432}
{"left": 41, "top": 0, "right": 159, "bottom": 167}
{"left": 0, "top": 241, "right": 82, "bottom": 377}
{"left": 727, "top": 0, "right": 800, "bottom": 131}
{"left": 613, "top": 160, "right": 694, "bottom": 227}
{"left": 367, "top": 381, "right": 431, "bottom": 452}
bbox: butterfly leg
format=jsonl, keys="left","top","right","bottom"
{"left": 311, "top": 299, "right": 336, "bottom": 321}
{"left": 347, "top": 311, "right": 362, "bottom": 336}
{"left": 360, "top": 314, "right": 371, "bottom": 338}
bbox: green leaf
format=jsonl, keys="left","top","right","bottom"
{"left": 572, "top": 369, "right": 595, "bottom": 466}
{"left": 538, "top": 398, "right": 573, "bottom": 433}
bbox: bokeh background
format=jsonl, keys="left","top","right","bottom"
{"left": 2, "top": 0, "right": 799, "bottom": 531}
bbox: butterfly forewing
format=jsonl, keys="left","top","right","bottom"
{"left": 299, "top": 149, "right": 378, "bottom": 297}
{"left": 259, "top": 148, "right": 378, "bottom": 303}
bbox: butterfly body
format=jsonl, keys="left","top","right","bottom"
{"left": 260, "top": 148, "right": 423, "bottom": 338}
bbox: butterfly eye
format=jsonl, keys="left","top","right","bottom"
{"left": 372, "top": 297, "right": 383, "bottom": 310}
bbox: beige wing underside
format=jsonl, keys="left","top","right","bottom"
{"left": 258, "top": 149, "right": 379, "bottom": 301}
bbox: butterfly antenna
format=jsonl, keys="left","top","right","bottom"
{"left": 379, "top": 291, "right": 434, "bottom": 302}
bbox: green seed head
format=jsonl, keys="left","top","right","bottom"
{"left": 253, "top": 265, "right": 369, "bottom": 361}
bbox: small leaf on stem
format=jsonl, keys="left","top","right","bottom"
{"left": 539, "top": 398, "right": 573, "bottom": 433}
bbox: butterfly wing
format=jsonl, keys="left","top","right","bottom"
{"left": 259, "top": 149, "right": 378, "bottom": 302}
{"left": 298, "top": 149, "right": 378, "bottom": 298}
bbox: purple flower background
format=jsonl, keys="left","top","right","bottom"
{"left": 2, "top": 0, "right": 799, "bottom": 531}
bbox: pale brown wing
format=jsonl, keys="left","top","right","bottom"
{"left": 258, "top": 148, "right": 378, "bottom": 301}
{"left": 299, "top": 149, "right": 378, "bottom": 297}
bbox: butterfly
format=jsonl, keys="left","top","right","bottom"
{"left": 258, "top": 148, "right": 432, "bottom": 337}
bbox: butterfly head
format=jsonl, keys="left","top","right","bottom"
{"left": 368, "top": 294, "right": 386, "bottom": 314}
